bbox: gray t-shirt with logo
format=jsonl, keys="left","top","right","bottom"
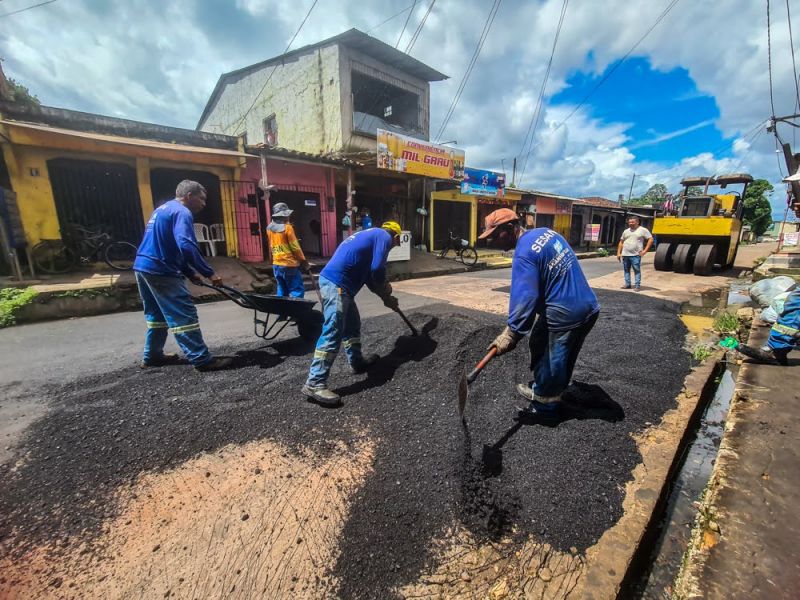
{"left": 620, "top": 226, "right": 652, "bottom": 256}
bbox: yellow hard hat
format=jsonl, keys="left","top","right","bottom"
{"left": 381, "top": 221, "right": 402, "bottom": 237}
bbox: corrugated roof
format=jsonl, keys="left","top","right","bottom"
{"left": 574, "top": 197, "right": 622, "bottom": 209}
{"left": 197, "top": 28, "right": 448, "bottom": 129}
{"left": 248, "top": 144, "right": 364, "bottom": 167}
{"left": 2, "top": 119, "right": 255, "bottom": 159}
{"left": 512, "top": 188, "right": 579, "bottom": 202}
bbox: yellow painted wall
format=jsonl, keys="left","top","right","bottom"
{"left": 554, "top": 214, "right": 571, "bottom": 239}
{"left": 3, "top": 142, "right": 238, "bottom": 252}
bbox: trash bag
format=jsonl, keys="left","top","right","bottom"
{"left": 760, "top": 291, "right": 792, "bottom": 323}
{"left": 749, "top": 276, "right": 797, "bottom": 307}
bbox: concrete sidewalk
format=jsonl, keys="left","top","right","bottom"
{"left": 676, "top": 320, "right": 800, "bottom": 598}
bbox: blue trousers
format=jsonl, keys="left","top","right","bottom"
{"left": 273, "top": 265, "right": 305, "bottom": 298}
{"left": 527, "top": 312, "right": 599, "bottom": 398}
{"left": 622, "top": 255, "right": 641, "bottom": 287}
{"left": 768, "top": 289, "right": 800, "bottom": 350}
{"left": 306, "top": 275, "right": 365, "bottom": 387}
{"left": 135, "top": 271, "right": 212, "bottom": 366}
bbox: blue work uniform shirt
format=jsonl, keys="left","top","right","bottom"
{"left": 321, "top": 228, "right": 393, "bottom": 296}
{"left": 508, "top": 228, "right": 600, "bottom": 334}
{"left": 133, "top": 199, "right": 214, "bottom": 279}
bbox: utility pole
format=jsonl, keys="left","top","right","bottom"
{"left": 511, "top": 158, "right": 517, "bottom": 187}
{"left": 627, "top": 173, "right": 636, "bottom": 203}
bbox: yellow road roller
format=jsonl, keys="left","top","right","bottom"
{"left": 653, "top": 173, "right": 752, "bottom": 276}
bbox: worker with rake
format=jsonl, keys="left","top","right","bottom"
{"left": 488, "top": 228, "right": 600, "bottom": 414}
{"left": 302, "top": 221, "right": 402, "bottom": 407}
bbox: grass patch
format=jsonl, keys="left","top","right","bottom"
{"left": 0, "top": 287, "right": 38, "bottom": 328}
{"left": 692, "top": 344, "right": 714, "bottom": 362}
{"left": 713, "top": 311, "right": 739, "bottom": 334}
{"left": 596, "top": 247, "right": 610, "bottom": 257}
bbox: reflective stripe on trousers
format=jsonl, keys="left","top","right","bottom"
{"left": 135, "top": 271, "right": 212, "bottom": 366}
{"left": 305, "top": 275, "right": 364, "bottom": 387}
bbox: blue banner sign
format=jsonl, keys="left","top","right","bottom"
{"left": 460, "top": 167, "right": 505, "bottom": 197}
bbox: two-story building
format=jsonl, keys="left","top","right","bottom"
{"left": 197, "top": 29, "right": 448, "bottom": 251}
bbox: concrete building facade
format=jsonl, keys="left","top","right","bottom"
{"left": 197, "top": 29, "right": 447, "bottom": 157}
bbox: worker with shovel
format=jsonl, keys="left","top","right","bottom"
{"left": 488, "top": 228, "right": 600, "bottom": 414}
{"left": 302, "top": 221, "right": 402, "bottom": 407}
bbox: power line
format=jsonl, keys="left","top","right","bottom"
{"left": 0, "top": 0, "right": 58, "bottom": 18}
{"left": 405, "top": 0, "right": 436, "bottom": 53}
{"left": 434, "top": 0, "right": 503, "bottom": 141}
{"left": 396, "top": 0, "right": 418, "bottom": 48}
{"left": 515, "top": 0, "right": 682, "bottom": 172}
{"left": 365, "top": 3, "right": 414, "bottom": 34}
{"left": 230, "top": 0, "right": 319, "bottom": 136}
{"left": 787, "top": 0, "right": 800, "bottom": 106}
{"left": 517, "top": 0, "right": 570, "bottom": 184}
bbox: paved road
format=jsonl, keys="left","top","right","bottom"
{"left": 0, "top": 257, "right": 622, "bottom": 386}
{"left": 0, "top": 255, "right": 621, "bottom": 463}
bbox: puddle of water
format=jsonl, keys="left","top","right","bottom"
{"left": 630, "top": 367, "right": 737, "bottom": 599}
{"left": 679, "top": 315, "right": 715, "bottom": 337}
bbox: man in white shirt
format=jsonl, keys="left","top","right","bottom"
{"left": 616, "top": 216, "right": 653, "bottom": 291}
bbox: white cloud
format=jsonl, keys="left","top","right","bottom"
{"left": 1, "top": 0, "right": 797, "bottom": 202}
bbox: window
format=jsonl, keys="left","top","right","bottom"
{"left": 351, "top": 72, "right": 421, "bottom": 136}
{"left": 264, "top": 115, "right": 277, "bottom": 146}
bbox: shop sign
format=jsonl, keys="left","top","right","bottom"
{"left": 555, "top": 200, "right": 571, "bottom": 214}
{"left": 784, "top": 232, "right": 799, "bottom": 246}
{"left": 584, "top": 223, "right": 601, "bottom": 242}
{"left": 377, "top": 129, "right": 465, "bottom": 180}
{"left": 387, "top": 231, "right": 412, "bottom": 262}
{"left": 460, "top": 167, "right": 505, "bottom": 197}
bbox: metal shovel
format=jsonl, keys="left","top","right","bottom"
{"left": 391, "top": 305, "right": 419, "bottom": 336}
{"left": 457, "top": 347, "right": 498, "bottom": 418}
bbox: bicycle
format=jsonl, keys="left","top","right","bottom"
{"left": 31, "top": 224, "right": 138, "bottom": 274}
{"left": 437, "top": 230, "right": 478, "bottom": 267}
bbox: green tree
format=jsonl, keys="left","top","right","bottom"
{"left": 628, "top": 183, "right": 668, "bottom": 206}
{"left": 742, "top": 179, "right": 774, "bottom": 236}
{"left": 686, "top": 186, "right": 703, "bottom": 196}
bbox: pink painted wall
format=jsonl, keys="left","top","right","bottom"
{"left": 240, "top": 157, "right": 339, "bottom": 260}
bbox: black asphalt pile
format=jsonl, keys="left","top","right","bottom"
{"left": 0, "top": 290, "right": 690, "bottom": 598}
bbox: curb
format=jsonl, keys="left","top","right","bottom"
{"left": 570, "top": 352, "right": 724, "bottom": 598}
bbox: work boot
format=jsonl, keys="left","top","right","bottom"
{"left": 195, "top": 356, "right": 234, "bottom": 372}
{"left": 737, "top": 344, "right": 789, "bottom": 366}
{"left": 516, "top": 383, "right": 533, "bottom": 401}
{"left": 634, "top": 285, "right": 641, "bottom": 292}
{"left": 350, "top": 354, "right": 379, "bottom": 374}
{"left": 140, "top": 353, "right": 184, "bottom": 368}
{"left": 621, "top": 285, "right": 631, "bottom": 290}
{"left": 302, "top": 384, "right": 342, "bottom": 408}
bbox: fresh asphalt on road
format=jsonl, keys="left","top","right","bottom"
{"left": 0, "top": 256, "right": 623, "bottom": 387}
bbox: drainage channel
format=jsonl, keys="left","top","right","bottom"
{"left": 624, "top": 285, "right": 748, "bottom": 599}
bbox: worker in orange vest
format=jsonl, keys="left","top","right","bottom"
{"left": 267, "top": 202, "right": 310, "bottom": 297}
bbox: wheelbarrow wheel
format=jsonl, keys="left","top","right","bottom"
{"left": 297, "top": 309, "right": 324, "bottom": 342}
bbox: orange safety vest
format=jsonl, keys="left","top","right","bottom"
{"left": 267, "top": 223, "right": 306, "bottom": 267}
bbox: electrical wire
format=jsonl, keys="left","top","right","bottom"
{"left": 405, "top": 0, "right": 436, "bottom": 53}
{"left": 434, "top": 0, "right": 503, "bottom": 141}
{"left": 229, "top": 0, "right": 319, "bottom": 136}
{"left": 0, "top": 0, "right": 58, "bottom": 18}
{"left": 517, "top": 0, "right": 569, "bottom": 184}
{"left": 396, "top": 0, "right": 418, "bottom": 48}
{"left": 785, "top": 0, "right": 800, "bottom": 145}
{"left": 366, "top": 3, "right": 414, "bottom": 34}
{"left": 515, "top": 0, "right": 682, "bottom": 171}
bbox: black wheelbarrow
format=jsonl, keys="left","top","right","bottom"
{"left": 197, "top": 282, "right": 323, "bottom": 342}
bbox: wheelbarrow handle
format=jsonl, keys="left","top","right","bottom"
{"left": 467, "top": 348, "right": 498, "bottom": 384}
{"left": 192, "top": 280, "right": 255, "bottom": 309}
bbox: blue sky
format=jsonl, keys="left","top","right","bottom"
{"left": 1, "top": 0, "right": 797, "bottom": 219}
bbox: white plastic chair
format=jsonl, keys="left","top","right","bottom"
{"left": 194, "top": 223, "right": 215, "bottom": 256}
{"left": 209, "top": 223, "right": 226, "bottom": 257}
